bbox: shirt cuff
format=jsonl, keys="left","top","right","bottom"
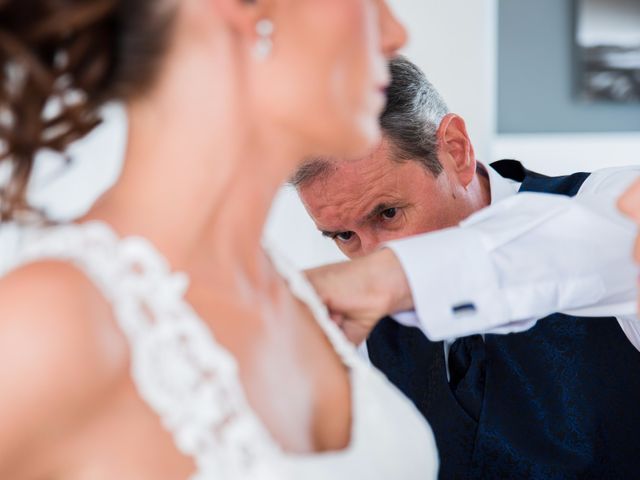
{"left": 386, "top": 227, "right": 511, "bottom": 341}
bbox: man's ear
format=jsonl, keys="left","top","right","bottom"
{"left": 436, "top": 113, "right": 476, "bottom": 189}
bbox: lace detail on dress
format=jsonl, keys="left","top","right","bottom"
{"left": 12, "top": 222, "right": 286, "bottom": 480}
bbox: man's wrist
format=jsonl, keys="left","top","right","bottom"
{"left": 370, "top": 248, "right": 413, "bottom": 314}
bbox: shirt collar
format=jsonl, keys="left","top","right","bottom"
{"left": 484, "top": 163, "right": 521, "bottom": 205}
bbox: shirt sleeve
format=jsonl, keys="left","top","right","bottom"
{"left": 386, "top": 168, "right": 640, "bottom": 343}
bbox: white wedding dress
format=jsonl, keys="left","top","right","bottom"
{"left": 8, "top": 221, "right": 438, "bottom": 479}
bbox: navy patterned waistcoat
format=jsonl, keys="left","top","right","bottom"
{"left": 367, "top": 160, "right": 640, "bottom": 479}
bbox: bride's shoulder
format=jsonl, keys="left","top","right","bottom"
{"left": 0, "top": 258, "right": 129, "bottom": 378}
{"left": 0, "top": 260, "right": 128, "bottom": 459}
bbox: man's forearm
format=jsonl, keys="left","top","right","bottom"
{"left": 387, "top": 192, "right": 638, "bottom": 342}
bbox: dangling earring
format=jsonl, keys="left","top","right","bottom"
{"left": 253, "top": 19, "right": 274, "bottom": 60}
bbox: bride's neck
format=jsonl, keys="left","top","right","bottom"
{"left": 86, "top": 82, "right": 296, "bottom": 290}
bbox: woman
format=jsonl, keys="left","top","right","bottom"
{"left": 0, "top": 0, "right": 438, "bottom": 479}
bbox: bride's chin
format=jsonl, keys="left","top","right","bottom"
{"left": 292, "top": 112, "right": 382, "bottom": 163}
{"left": 343, "top": 118, "right": 383, "bottom": 159}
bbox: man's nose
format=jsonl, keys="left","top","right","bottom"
{"left": 359, "top": 235, "right": 382, "bottom": 257}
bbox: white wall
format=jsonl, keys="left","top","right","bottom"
{"left": 28, "top": 104, "right": 128, "bottom": 221}
{"left": 493, "top": 133, "right": 640, "bottom": 176}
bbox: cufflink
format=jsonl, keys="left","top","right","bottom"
{"left": 452, "top": 303, "right": 477, "bottom": 318}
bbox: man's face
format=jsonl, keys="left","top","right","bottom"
{"left": 298, "top": 139, "right": 475, "bottom": 258}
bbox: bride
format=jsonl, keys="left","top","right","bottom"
{"left": 0, "top": 0, "right": 438, "bottom": 478}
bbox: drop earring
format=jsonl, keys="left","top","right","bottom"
{"left": 253, "top": 19, "right": 274, "bottom": 60}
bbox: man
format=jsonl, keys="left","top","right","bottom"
{"left": 292, "top": 57, "right": 640, "bottom": 479}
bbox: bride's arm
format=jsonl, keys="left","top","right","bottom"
{"left": 0, "top": 262, "right": 127, "bottom": 479}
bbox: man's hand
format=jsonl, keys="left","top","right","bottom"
{"left": 305, "top": 248, "right": 414, "bottom": 345}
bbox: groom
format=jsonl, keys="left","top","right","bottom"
{"left": 292, "top": 57, "right": 640, "bottom": 479}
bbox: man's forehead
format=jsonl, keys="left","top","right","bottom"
{"left": 303, "top": 158, "right": 399, "bottom": 209}
{"left": 298, "top": 139, "right": 419, "bottom": 224}
{"left": 303, "top": 180, "right": 406, "bottom": 233}
{"left": 313, "top": 147, "right": 398, "bottom": 190}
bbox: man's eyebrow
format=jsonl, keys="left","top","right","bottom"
{"left": 320, "top": 229, "right": 340, "bottom": 238}
{"left": 361, "top": 203, "right": 395, "bottom": 224}
{"left": 317, "top": 201, "right": 401, "bottom": 236}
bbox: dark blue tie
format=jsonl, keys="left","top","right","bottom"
{"left": 448, "top": 334, "right": 486, "bottom": 421}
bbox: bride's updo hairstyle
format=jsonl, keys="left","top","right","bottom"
{"left": 0, "top": 0, "right": 175, "bottom": 221}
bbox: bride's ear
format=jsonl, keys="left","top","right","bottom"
{"left": 210, "top": 0, "right": 275, "bottom": 38}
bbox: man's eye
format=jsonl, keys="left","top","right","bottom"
{"left": 381, "top": 208, "right": 397, "bottom": 219}
{"left": 335, "top": 231, "right": 355, "bottom": 242}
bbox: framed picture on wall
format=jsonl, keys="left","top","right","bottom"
{"left": 575, "top": 0, "right": 640, "bottom": 102}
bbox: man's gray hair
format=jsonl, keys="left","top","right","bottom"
{"left": 291, "top": 56, "right": 450, "bottom": 187}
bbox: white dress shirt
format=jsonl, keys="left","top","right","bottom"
{"left": 386, "top": 163, "right": 640, "bottom": 354}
